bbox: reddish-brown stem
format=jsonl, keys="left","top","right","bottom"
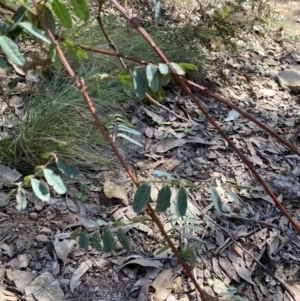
{"left": 109, "top": 0, "right": 300, "bottom": 234}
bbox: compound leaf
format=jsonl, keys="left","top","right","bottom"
{"left": 103, "top": 229, "right": 115, "bottom": 252}
{"left": 210, "top": 187, "right": 222, "bottom": 213}
{"left": 44, "top": 168, "right": 67, "bottom": 194}
{"left": 117, "top": 229, "right": 131, "bottom": 252}
{"left": 156, "top": 184, "right": 171, "bottom": 212}
{"left": 41, "top": 5, "right": 56, "bottom": 35}
{"left": 176, "top": 186, "right": 187, "bottom": 217}
{"left": 70, "top": 227, "right": 82, "bottom": 239}
{"left": 116, "top": 70, "right": 133, "bottom": 89}
{"left": 16, "top": 188, "right": 27, "bottom": 211}
{"left": 71, "top": 0, "right": 89, "bottom": 22}
{"left": 133, "top": 68, "right": 147, "bottom": 100}
{"left": 178, "top": 62, "right": 198, "bottom": 72}
{"left": 133, "top": 182, "right": 151, "bottom": 214}
{"left": 146, "top": 64, "right": 159, "bottom": 93}
{"left": 170, "top": 62, "right": 185, "bottom": 75}
{"left": 223, "top": 185, "right": 240, "bottom": 204}
{"left": 92, "top": 230, "right": 103, "bottom": 251}
{"left": 52, "top": 0, "right": 73, "bottom": 29}
{"left": 19, "top": 22, "right": 51, "bottom": 44}
{"left": 56, "top": 158, "right": 80, "bottom": 179}
{"left": 79, "top": 230, "right": 89, "bottom": 250}
{"left": 31, "top": 179, "right": 50, "bottom": 201}
{"left": 0, "top": 36, "right": 25, "bottom": 66}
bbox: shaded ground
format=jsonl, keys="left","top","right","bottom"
{"left": 1, "top": 1, "right": 300, "bottom": 301}
{"left": 270, "top": 0, "right": 300, "bottom": 40}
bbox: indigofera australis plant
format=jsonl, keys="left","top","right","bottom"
{"left": 1, "top": 1, "right": 300, "bottom": 300}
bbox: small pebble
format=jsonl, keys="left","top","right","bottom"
{"left": 35, "top": 234, "right": 49, "bottom": 243}
{"left": 29, "top": 212, "right": 38, "bottom": 220}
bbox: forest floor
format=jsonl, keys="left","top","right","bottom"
{"left": 1, "top": 1, "right": 300, "bottom": 301}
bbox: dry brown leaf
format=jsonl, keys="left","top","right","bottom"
{"left": 70, "top": 261, "right": 90, "bottom": 293}
{"left": 25, "top": 272, "right": 64, "bottom": 301}
{"left": 230, "top": 253, "right": 255, "bottom": 285}
{"left": 104, "top": 180, "right": 129, "bottom": 206}
{"left": 120, "top": 258, "right": 162, "bottom": 270}
{"left": 6, "top": 270, "right": 37, "bottom": 294}
{"left": 54, "top": 237, "right": 75, "bottom": 265}
{"left": 152, "top": 269, "right": 173, "bottom": 301}
{"left": 218, "top": 257, "right": 240, "bottom": 282}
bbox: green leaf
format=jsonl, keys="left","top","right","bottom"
{"left": 146, "top": 64, "right": 160, "bottom": 93}
{"left": 16, "top": 188, "right": 27, "bottom": 211}
{"left": 103, "top": 229, "right": 115, "bottom": 252}
{"left": 133, "top": 182, "right": 151, "bottom": 214}
{"left": 41, "top": 5, "right": 56, "bottom": 36}
{"left": 116, "top": 70, "right": 133, "bottom": 89}
{"left": 153, "top": 0, "right": 161, "bottom": 24}
{"left": 0, "top": 56, "right": 9, "bottom": 69}
{"left": 152, "top": 170, "right": 174, "bottom": 180}
{"left": 156, "top": 185, "right": 171, "bottom": 212}
{"left": 41, "top": 152, "right": 53, "bottom": 159}
{"left": 31, "top": 179, "right": 50, "bottom": 201}
{"left": 184, "top": 233, "right": 199, "bottom": 241}
{"left": 92, "top": 230, "right": 103, "bottom": 251}
{"left": 231, "top": 185, "right": 252, "bottom": 191}
{"left": 158, "top": 63, "right": 170, "bottom": 75}
{"left": 0, "top": 36, "right": 25, "bottom": 66}
{"left": 232, "top": 296, "right": 249, "bottom": 301}
{"left": 52, "top": 0, "right": 73, "bottom": 29}
{"left": 34, "top": 166, "right": 44, "bottom": 177}
{"left": 56, "top": 158, "right": 80, "bottom": 178}
{"left": 183, "top": 180, "right": 197, "bottom": 189}
{"left": 187, "top": 247, "right": 197, "bottom": 269}
{"left": 133, "top": 68, "right": 147, "bottom": 100}
{"left": 117, "top": 125, "right": 141, "bottom": 136}
{"left": 70, "top": 227, "right": 82, "bottom": 239}
{"left": 178, "top": 63, "right": 198, "bottom": 72}
{"left": 160, "top": 73, "right": 171, "bottom": 86}
{"left": 116, "top": 133, "right": 143, "bottom": 147}
{"left": 23, "top": 175, "right": 33, "bottom": 187}
{"left": 183, "top": 217, "right": 201, "bottom": 224}
{"left": 117, "top": 229, "right": 131, "bottom": 252}
{"left": 210, "top": 187, "right": 222, "bottom": 213}
{"left": 19, "top": 22, "right": 51, "bottom": 44}
{"left": 64, "top": 40, "right": 88, "bottom": 60}
{"left": 154, "top": 244, "right": 170, "bottom": 255}
{"left": 79, "top": 230, "right": 89, "bottom": 250}
{"left": 223, "top": 185, "right": 240, "bottom": 204}
{"left": 176, "top": 186, "right": 188, "bottom": 217}
{"left": 71, "top": 0, "right": 89, "bottom": 22}
{"left": 184, "top": 225, "right": 202, "bottom": 232}
{"left": 0, "top": 23, "right": 11, "bottom": 35}
{"left": 44, "top": 168, "right": 67, "bottom": 194}
{"left": 12, "top": 6, "right": 27, "bottom": 24}
{"left": 49, "top": 44, "right": 61, "bottom": 69}
{"left": 4, "top": 188, "right": 17, "bottom": 204}
{"left": 170, "top": 62, "right": 185, "bottom": 75}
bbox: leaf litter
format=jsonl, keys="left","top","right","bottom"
{"left": 2, "top": 1, "right": 300, "bottom": 301}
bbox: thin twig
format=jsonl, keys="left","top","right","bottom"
{"left": 218, "top": 213, "right": 281, "bottom": 230}
{"left": 185, "top": 79, "right": 300, "bottom": 158}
